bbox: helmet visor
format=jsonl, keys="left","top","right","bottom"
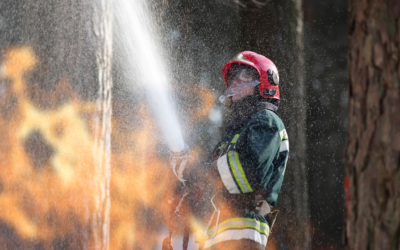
{"left": 219, "top": 77, "right": 260, "bottom": 106}
{"left": 225, "top": 68, "right": 260, "bottom": 96}
{"left": 224, "top": 79, "right": 260, "bottom": 97}
{"left": 228, "top": 66, "right": 259, "bottom": 86}
{"left": 220, "top": 65, "right": 260, "bottom": 106}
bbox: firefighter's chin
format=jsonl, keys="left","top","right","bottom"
{"left": 231, "top": 88, "right": 255, "bottom": 102}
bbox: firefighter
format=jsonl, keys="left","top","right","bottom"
{"left": 194, "top": 51, "right": 289, "bottom": 250}
{"left": 167, "top": 51, "right": 289, "bottom": 250}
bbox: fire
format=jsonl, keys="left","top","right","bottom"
{"left": 0, "top": 46, "right": 215, "bottom": 249}
{"left": 0, "top": 47, "right": 98, "bottom": 241}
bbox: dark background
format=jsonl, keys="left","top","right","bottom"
{"left": 304, "top": 0, "right": 347, "bottom": 248}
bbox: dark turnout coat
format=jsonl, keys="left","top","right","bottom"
{"left": 196, "top": 109, "right": 289, "bottom": 250}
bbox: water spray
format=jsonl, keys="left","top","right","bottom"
{"left": 114, "top": 0, "right": 185, "bottom": 153}
{"left": 114, "top": 1, "right": 191, "bottom": 249}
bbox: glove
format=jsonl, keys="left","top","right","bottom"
{"left": 170, "top": 145, "right": 190, "bottom": 184}
{"left": 162, "top": 237, "right": 173, "bottom": 250}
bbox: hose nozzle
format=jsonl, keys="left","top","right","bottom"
{"left": 170, "top": 145, "right": 190, "bottom": 183}
{"left": 219, "top": 95, "right": 231, "bottom": 106}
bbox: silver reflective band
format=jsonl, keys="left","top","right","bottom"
{"left": 207, "top": 218, "right": 269, "bottom": 237}
{"left": 204, "top": 229, "right": 268, "bottom": 249}
{"left": 217, "top": 154, "right": 240, "bottom": 194}
{"left": 279, "top": 140, "right": 289, "bottom": 152}
{"left": 282, "top": 158, "right": 288, "bottom": 176}
{"left": 230, "top": 53, "right": 255, "bottom": 66}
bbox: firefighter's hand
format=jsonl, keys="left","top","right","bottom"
{"left": 169, "top": 145, "right": 190, "bottom": 183}
{"left": 162, "top": 237, "right": 173, "bottom": 250}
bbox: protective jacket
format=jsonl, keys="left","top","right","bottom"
{"left": 196, "top": 108, "right": 289, "bottom": 250}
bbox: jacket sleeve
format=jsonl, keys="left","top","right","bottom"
{"left": 264, "top": 148, "right": 288, "bottom": 209}
{"left": 215, "top": 114, "right": 284, "bottom": 196}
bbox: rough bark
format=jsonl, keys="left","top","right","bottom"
{"left": 92, "top": 0, "right": 113, "bottom": 250}
{"left": 344, "top": 0, "right": 400, "bottom": 249}
{"left": 239, "top": 0, "right": 310, "bottom": 249}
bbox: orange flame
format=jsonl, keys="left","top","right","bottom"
{"left": 0, "top": 46, "right": 215, "bottom": 249}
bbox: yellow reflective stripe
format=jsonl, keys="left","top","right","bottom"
{"left": 215, "top": 224, "right": 269, "bottom": 237}
{"left": 279, "top": 129, "right": 288, "bottom": 140}
{"left": 231, "top": 134, "right": 240, "bottom": 143}
{"left": 195, "top": 230, "right": 206, "bottom": 244}
{"left": 228, "top": 152, "right": 245, "bottom": 193}
{"left": 209, "top": 218, "right": 268, "bottom": 230}
{"left": 207, "top": 218, "right": 269, "bottom": 237}
{"left": 234, "top": 151, "right": 253, "bottom": 192}
{"left": 218, "top": 142, "right": 228, "bottom": 149}
{"left": 228, "top": 151, "right": 253, "bottom": 193}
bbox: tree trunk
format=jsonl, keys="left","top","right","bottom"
{"left": 92, "top": 0, "right": 113, "bottom": 249}
{"left": 344, "top": 0, "right": 400, "bottom": 249}
{"left": 240, "top": 0, "right": 310, "bottom": 249}
{"left": 0, "top": 0, "right": 113, "bottom": 249}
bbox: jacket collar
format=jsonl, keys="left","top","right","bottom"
{"left": 225, "top": 98, "right": 278, "bottom": 131}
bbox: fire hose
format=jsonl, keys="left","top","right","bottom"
{"left": 163, "top": 148, "right": 191, "bottom": 250}
{"left": 163, "top": 148, "right": 280, "bottom": 250}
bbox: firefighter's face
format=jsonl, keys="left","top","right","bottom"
{"left": 230, "top": 70, "right": 256, "bottom": 101}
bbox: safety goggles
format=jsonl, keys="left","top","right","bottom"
{"left": 227, "top": 67, "right": 258, "bottom": 85}
{"left": 224, "top": 79, "right": 260, "bottom": 97}
{"left": 220, "top": 69, "right": 260, "bottom": 106}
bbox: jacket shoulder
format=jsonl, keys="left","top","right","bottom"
{"left": 249, "top": 109, "right": 285, "bottom": 130}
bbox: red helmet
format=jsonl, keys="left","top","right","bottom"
{"left": 222, "top": 51, "right": 280, "bottom": 99}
